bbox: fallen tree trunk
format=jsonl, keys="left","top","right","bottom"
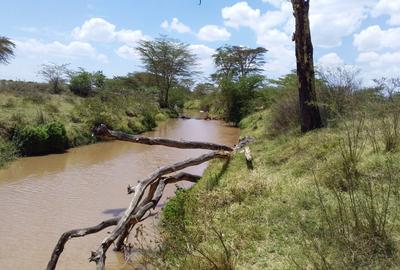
{"left": 89, "top": 151, "right": 230, "bottom": 270}
{"left": 94, "top": 124, "right": 233, "bottom": 151}
{"left": 47, "top": 217, "right": 120, "bottom": 270}
{"left": 114, "top": 172, "right": 201, "bottom": 251}
{"left": 48, "top": 125, "right": 253, "bottom": 270}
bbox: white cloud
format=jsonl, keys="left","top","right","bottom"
{"left": 72, "top": 18, "right": 116, "bottom": 42}
{"left": 353, "top": 25, "right": 400, "bottom": 51}
{"left": 356, "top": 50, "right": 400, "bottom": 83}
{"left": 222, "top": 1, "right": 375, "bottom": 48}
{"left": 197, "top": 25, "right": 231, "bottom": 42}
{"left": 317, "top": 53, "right": 344, "bottom": 68}
{"left": 160, "top": 18, "right": 191, "bottom": 33}
{"left": 262, "top": 0, "right": 285, "bottom": 8}
{"left": 222, "top": 2, "right": 294, "bottom": 78}
{"left": 222, "top": 2, "right": 261, "bottom": 29}
{"left": 372, "top": 0, "right": 400, "bottom": 26}
{"left": 72, "top": 17, "right": 147, "bottom": 48}
{"left": 116, "top": 45, "right": 140, "bottom": 60}
{"left": 14, "top": 39, "right": 108, "bottom": 62}
{"left": 309, "top": 0, "right": 375, "bottom": 48}
{"left": 188, "top": 44, "right": 215, "bottom": 74}
{"left": 116, "top": 29, "right": 147, "bottom": 46}
{"left": 220, "top": 0, "right": 378, "bottom": 78}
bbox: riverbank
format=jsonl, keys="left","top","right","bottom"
{"left": 155, "top": 110, "right": 400, "bottom": 269}
{"left": 0, "top": 88, "right": 169, "bottom": 168}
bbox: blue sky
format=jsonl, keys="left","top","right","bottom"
{"left": 0, "top": 0, "right": 399, "bottom": 84}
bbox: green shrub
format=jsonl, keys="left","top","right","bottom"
{"left": 155, "top": 112, "right": 167, "bottom": 122}
{"left": 141, "top": 112, "right": 156, "bottom": 130}
{"left": 220, "top": 75, "right": 262, "bottom": 125}
{"left": 268, "top": 90, "right": 300, "bottom": 136}
{"left": 127, "top": 119, "right": 145, "bottom": 134}
{"left": 69, "top": 71, "right": 92, "bottom": 97}
{"left": 66, "top": 124, "right": 94, "bottom": 147}
{"left": 13, "top": 122, "right": 68, "bottom": 156}
{"left": 0, "top": 137, "right": 18, "bottom": 168}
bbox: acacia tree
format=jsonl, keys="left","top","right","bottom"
{"left": 136, "top": 37, "right": 197, "bottom": 108}
{"left": 373, "top": 77, "right": 400, "bottom": 101}
{"left": 0, "top": 36, "right": 15, "bottom": 64}
{"left": 213, "top": 45, "right": 267, "bottom": 125}
{"left": 38, "top": 63, "right": 70, "bottom": 94}
{"left": 291, "top": 0, "right": 323, "bottom": 132}
{"left": 213, "top": 45, "right": 267, "bottom": 81}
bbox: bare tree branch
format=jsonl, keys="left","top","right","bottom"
{"left": 89, "top": 151, "right": 230, "bottom": 269}
{"left": 46, "top": 217, "right": 120, "bottom": 270}
{"left": 94, "top": 124, "right": 234, "bottom": 151}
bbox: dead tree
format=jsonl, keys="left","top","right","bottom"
{"left": 291, "top": 0, "right": 323, "bottom": 132}
{"left": 47, "top": 125, "right": 254, "bottom": 270}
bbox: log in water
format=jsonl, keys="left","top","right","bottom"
{"left": 0, "top": 119, "right": 239, "bottom": 270}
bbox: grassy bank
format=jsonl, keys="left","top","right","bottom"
{"left": 149, "top": 108, "right": 400, "bottom": 269}
{"left": 0, "top": 83, "right": 169, "bottom": 168}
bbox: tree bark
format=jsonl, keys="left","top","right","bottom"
{"left": 291, "top": 0, "right": 323, "bottom": 133}
{"left": 46, "top": 217, "right": 120, "bottom": 270}
{"left": 94, "top": 124, "right": 234, "bottom": 151}
{"left": 89, "top": 150, "right": 231, "bottom": 269}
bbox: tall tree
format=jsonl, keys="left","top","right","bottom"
{"left": 213, "top": 45, "right": 267, "bottom": 81}
{"left": 291, "top": 0, "right": 323, "bottom": 132}
{"left": 38, "top": 63, "right": 70, "bottom": 94}
{"left": 136, "top": 37, "right": 197, "bottom": 108}
{"left": 0, "top": 36, "right": 16, "bottom": 64}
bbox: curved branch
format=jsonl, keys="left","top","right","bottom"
{"left": 94, "top": 124, "right": 234, "bottom": 152}
{"left": 90, "top": 151, "right": 230, "bottom": 269}
{"left": 115, "top": 172, "right": 201, "bottom": 250}
{"left": 46, "top": 217, "right": 120, "bottom": 270}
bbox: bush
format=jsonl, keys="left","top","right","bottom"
{"left": 220, "top": 76, "right": 262, "bottom": 125}
{"left": 0, "top": 137, "right": 18, "bottom": 168}
{"left": 269, "top": 90, "right": 300, "bottom": 136}
{"left": 141, "top": 112, "right": 157, "bottom": 130}
{"left": 127, "top": 119, "right": 145, "bottom": 134}
{"left": 13, "top": 122, "right": 68, "bottom": 156}
{"left": 155, "top": 112, "right": 167, "bottom": 122}
{"left": 69, "top": 71, "right": 92, "bottom": 97}
{"left": 300, "top": 118, "right": 400, "bottom": 269}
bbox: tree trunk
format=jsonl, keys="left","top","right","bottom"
{"left": 291, "top": 0, "right": 323, "bottom": 133}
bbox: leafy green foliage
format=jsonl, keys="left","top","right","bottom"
{"left": 0, "top": 136, "right": 18, "bottom": 168}
{"left": 0, "top": 36, "right": 15, "bottom": 64}
{"left": 136, "top": 36, "right": 197, "bottom": 108}
{"left": 212, "top": 45, "right": 267, "bottom": 81}
{"left": 13, "top": 122, "right": 68, "bottom": 156}
{"left": 220, "top": 75, "right": 263, "bottom": 125}
{"left": 69, "top": 70, "right": 106, "bottom": 96}
{"left": 69, "top": 71, "right": 92, "bottom": 96}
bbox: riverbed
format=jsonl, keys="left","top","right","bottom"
{"left": 0, "top": 119, "right": 239, "bottom": 270}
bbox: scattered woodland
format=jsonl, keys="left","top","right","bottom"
{"left": 2, "top": 0, "right": 400, "bottom": 269}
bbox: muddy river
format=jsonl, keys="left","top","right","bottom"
{"left": 0, "top": 119, "right": 239, "bottom": 270}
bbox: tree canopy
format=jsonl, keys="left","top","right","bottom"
{"left": 0, "top": 36, "right": 16, "bottom": 64}
{"left": 136, "top": 36, "right": 197, "bottom": 108}
{"left": 212, "top": 45, "right": 267, "bottom": 81}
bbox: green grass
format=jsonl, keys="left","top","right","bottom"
{"left": 0, "top": 89, "right": 168, "bottom": 168}
{"left": 153, "top": 110, "right": 400, "bottom": 270}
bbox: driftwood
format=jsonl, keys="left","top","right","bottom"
{"left": 48, "top": 126, "right": 253, "bottom": 270}
{"left": 46, "top": 217, "right": 120, "bottom": 270}
{"left": 94, "top": 124, "right": 233, "bottom": 151}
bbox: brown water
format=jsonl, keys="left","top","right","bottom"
{"left": 0, "top": 119, "right": 239, "bottom": 270}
